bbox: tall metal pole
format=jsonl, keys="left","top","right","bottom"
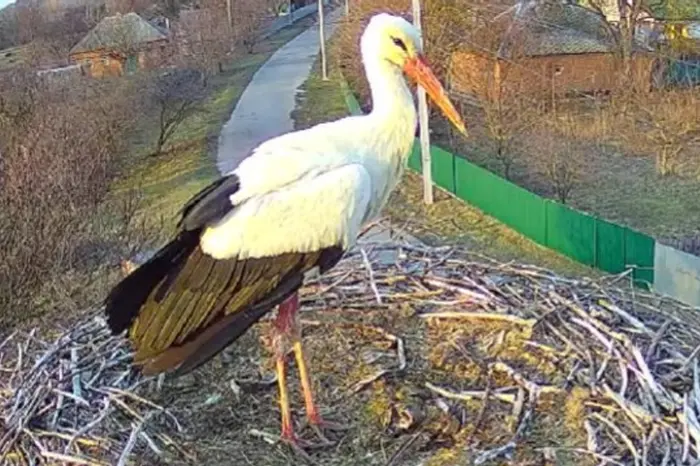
{"left": 344, "top": 0, "right": 349, "bottom": 16}
{"left": 412, "top": 0, "right": 433, "bottom": 205}
{"left": 318, "top": 0, "right": 328, "bottom": 80}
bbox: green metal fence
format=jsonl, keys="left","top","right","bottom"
{"left": 410, "top": 143, "right": 655, "bottom": 286}
{"left": 345, "top": 85, "right": 656, "bottom": 287}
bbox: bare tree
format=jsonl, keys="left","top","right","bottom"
{"left": 0, "top": 7, "right": 20, "bottom": 49}
{"left": 25, "top": 8, "right": 94, "bottom": 68}
{"left": 529, "top": 115, "right": 585, "bottom": 204}
{"left": 579, "top": 0, "right": 653, "bottom": 77}
{"left": 15, "top": 4, "right": 46, "bottom": 44}
{"left": 176, "top": 4, "right": 232, "bottom": 77}
{"left": 150, "top": 69, "right": 208, "bottom": 155}
{"left": 446, "top": 14, "right": 542, "bottom": 180}
{"left": 236, "top": 0, "right": 272, "bottom": 53}
{"left": 105, "top": 0, "right": 151, "bottom": 16}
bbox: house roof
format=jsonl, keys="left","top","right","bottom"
{"left": 477, "top": 1, "right": 651, "bottom": 58}
{"left": 70, "top": 12, "right": 167, "bottom": 55}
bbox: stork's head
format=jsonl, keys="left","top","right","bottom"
{"left": 362, "top": 13, "right": 467, "bottom": 135}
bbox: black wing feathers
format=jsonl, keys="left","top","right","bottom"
{"left": 105, "top": 230, "right": 199, "bottom": 335}
{"left": 104, "top": 171, "right": 348, "bottom": 377}
{"left": 178, "top": 174, "right": 240, "bottom": 231}
{"left": 131, "top": 246, "right": 345, "bottom": 375}
{"left": 171, "top": 262, "right": 306, "bottom": 376}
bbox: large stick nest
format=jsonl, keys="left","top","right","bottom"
{"left": 2, "top": 232, "right": 700, "bottom": 465}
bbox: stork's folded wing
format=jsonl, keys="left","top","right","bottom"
{"left": 200, "top": 163, "right": 374, "bottom": 260}
{"left": 106, "top": 164, "right": 373, "bottom": 376}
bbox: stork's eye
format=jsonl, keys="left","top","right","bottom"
{"left": 391, "top": 36, "right": 408, "bottom": 52}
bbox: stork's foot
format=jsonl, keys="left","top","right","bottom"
{"left": 301, "top": 413, "right": 350, "bottom": 444}
{"left": 279, "top": 428, "right": 334, "bottom": 462}
{"left": 252, "top": 429, "right": 320, "bottom": 461}
{"left": 280, "top": 432, "right": 314, "bottom": 461}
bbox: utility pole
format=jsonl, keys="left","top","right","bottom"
{"left": 412, "top": 0, "right": 432, "bottom": 205}
{"left": 344, "top": 0, "right": 349, "bottom": 16}
{"left": 319, "top": 0, "right": 328, "bottom": 80}
{"left": 225, "top": 0, "right": 232, "bottom": 33}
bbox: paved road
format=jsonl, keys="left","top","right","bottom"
{"left": 216, "top": 8, "right": 342, "bottom": 174}
{"left": 261, "top": 1, "right": 329, "bottom": 39}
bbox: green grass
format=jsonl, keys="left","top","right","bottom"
{"left": 0, "top": 44, "right": 27, "bottom": 70}
{"left": 292, "top": 64, "right": 350, "bottom": 130}
{"left": 112, "top": 15, "right": 318, "bottom": 236}
{"left": 293, "top": 59, "right": 595, "bottom": 279}
{"left": 567, "top": 149, "right": 700, "bottom": 241}
{"left": 430, "top": 107, "right": 700, "bottom": 244}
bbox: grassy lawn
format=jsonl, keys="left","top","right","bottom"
{"left": 567, "top": 148, "right": 700, "bottom": 242}
{"left": 111, "top": 15, "right": 318, "bottom": 238}
{"left": 0, "top": 44, "right": 27, "bottom": 70}
{"left": 293, "top": 59, "right": 595, "bottom": 279}
{"left": 429, "top": 105, "right": 700, "bottom": 245}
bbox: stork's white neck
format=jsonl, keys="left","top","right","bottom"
{"left": 360, "top": 52, "right": 417, "bottom": 166}
{"left": 364, "top": 58, "right": 414, "bottom": 120}
{"left": 355, "top": 48, "right": 418, "bottom": 220}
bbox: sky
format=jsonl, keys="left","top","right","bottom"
{"left": 0, "top": 0, "right": 14, "bottom": 10}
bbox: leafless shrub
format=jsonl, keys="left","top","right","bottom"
{"left": 470, "top": 51, "right": 543, "bottom": 180}
{"left": 148, "top": 68, "right": 208, "bottom": 155}
{"left": 527, "top": 115, "right": 585, "bottom": 205}
{"left": 630, "top": 89, "right": 700, "bottom": 177}
{"left": 0, "top": 70, "right": 144, "bottom": 325}
{"left": 236, "top": 0, "right": 272, "bottom": 54}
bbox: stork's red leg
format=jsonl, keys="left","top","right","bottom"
{"left": 274, "top": 355, "right": 294, "bottom": 439}
{"left": 273, "top": 295, "right": 299, "bottom": 443}
{"left": 272, "top": 293, "right": 344, "bottom": 452}
{"left": 284, "top": 294, "right": 347, "bottom": 440}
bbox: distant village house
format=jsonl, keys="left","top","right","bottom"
{"left": 69, "top": 12, "right": 172, "bottom": 78}
{"left": 449, "top": 2, "right": 655, "bottom": 102}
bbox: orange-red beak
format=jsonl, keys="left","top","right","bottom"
{"left": 403, "top": 54, "right": 467, "bottom": 136}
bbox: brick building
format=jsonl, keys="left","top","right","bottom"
{"left": 449, "top": 1, "right": 655, "bottom": 102}
{"left": 69, "top": 12, "right": 172, "bottom": 78}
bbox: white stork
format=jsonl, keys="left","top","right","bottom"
{"left": 104, "top": 12, "right": 466, "bottom": 451}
